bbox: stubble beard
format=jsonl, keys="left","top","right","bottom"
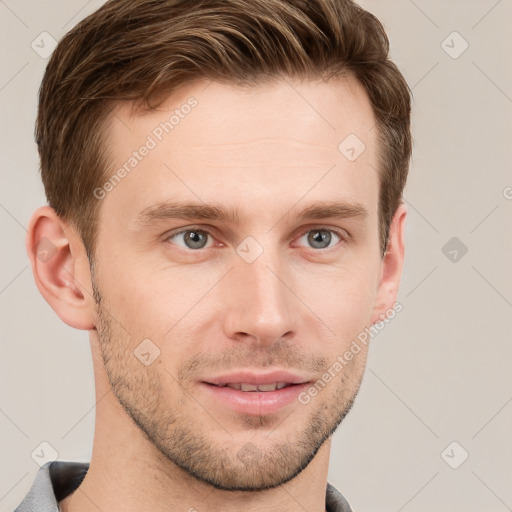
{"left": 92, "top": 277, "right": 364, "bottom": 491}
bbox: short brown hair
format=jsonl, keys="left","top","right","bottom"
{"left": 36, "top": 0, "right": 411, "bottom": 259}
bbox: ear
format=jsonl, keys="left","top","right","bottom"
{"left": 370, "top": 202, "right": 407, "bottom": 325}
{"left": 26, "top": 206, "right": 95, "bottom": 330}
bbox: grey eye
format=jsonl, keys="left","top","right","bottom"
{"left": 299, "top": 229, "right": 341, "bottom": 249}
{"left": 169, "top": 229, "right": 211, "bottom": 249}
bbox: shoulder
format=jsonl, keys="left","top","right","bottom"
{"left": 14, "top": 460, "right": 89, "bottom": 512}
{"left": 326, "top": 481, "right": 353, "bottom": 512}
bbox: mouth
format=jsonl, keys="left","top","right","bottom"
{"left": 207, "top": 382, "right": 299, "bottom": 391}
{"left": 200, "top": 370, "right": 312, "bottom": 415}
{"left": 203, "top": 369, "right": 309, "bottom": 390}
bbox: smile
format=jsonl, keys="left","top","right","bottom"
{"left": 211, "top": 382, "right": 294, "bottom": 391}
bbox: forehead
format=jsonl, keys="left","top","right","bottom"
{"left": 100, "top": 76, "right": 378, "bottom": 227}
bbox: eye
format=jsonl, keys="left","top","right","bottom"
{"left": 165, "top": 228, "right": 214, "bottom": 250}
{"left": 163, "top": 226, "right": 346, "bottom": 252}
{"left": 296, "top": 228, "right": 343, "bottom": 250}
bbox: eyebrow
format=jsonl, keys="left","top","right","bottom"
{"left": 135, "top": 199, "right": 368, "bottom": 228}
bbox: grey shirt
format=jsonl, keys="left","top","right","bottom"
{"left": 14, "top": 461, "right": 353, "bottom": 512}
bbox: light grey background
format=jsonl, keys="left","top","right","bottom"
{"left": 1, "top": 1, "right": 511, "bottom": 511}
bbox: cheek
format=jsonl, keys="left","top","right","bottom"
{"left": 296, "top": 262, "right": 379, "bottom": 338}
{"left": 97, "top": 263, "right": 230, "bottom": 376}
{"left": 100, "top": 259, "right": 208, "bottom": 332}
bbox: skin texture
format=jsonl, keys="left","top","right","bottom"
{"left": 27, "top": 76, "right": 406, "bottom": 512}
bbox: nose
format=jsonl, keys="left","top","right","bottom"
{"left": 221, "top": 248, "right": 300, "bottom": 347}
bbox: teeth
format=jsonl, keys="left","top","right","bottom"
{"left": 240, "top": 383, "right": 259, "bottom": 391}
{"left": 257, "top": 383, "right": 278, "bottom": 391}
{"left": 222, "top": 382, "right": 290, "bottom": 392}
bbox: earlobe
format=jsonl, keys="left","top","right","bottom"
{"left": 26, "top": 206, "right": 95, "bottom": 330}
{"left": 370, "top": 203, "right": 407, "bottom": 325}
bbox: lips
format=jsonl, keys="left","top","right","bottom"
{"left": 213, "top": 382, "right": 290, "bottom": 391}
{"left": 200, "top": 370, "right": 312, "bottom": 415}
{"left": 204, "top": 370, "right": 309, "bottom": 388}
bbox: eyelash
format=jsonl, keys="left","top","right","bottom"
{"left": 163, "top": 226, "right": 348, "bottom": 251}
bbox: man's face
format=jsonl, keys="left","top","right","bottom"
{"left": 91, "top": 77, "right": 384, "bottom": 490}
